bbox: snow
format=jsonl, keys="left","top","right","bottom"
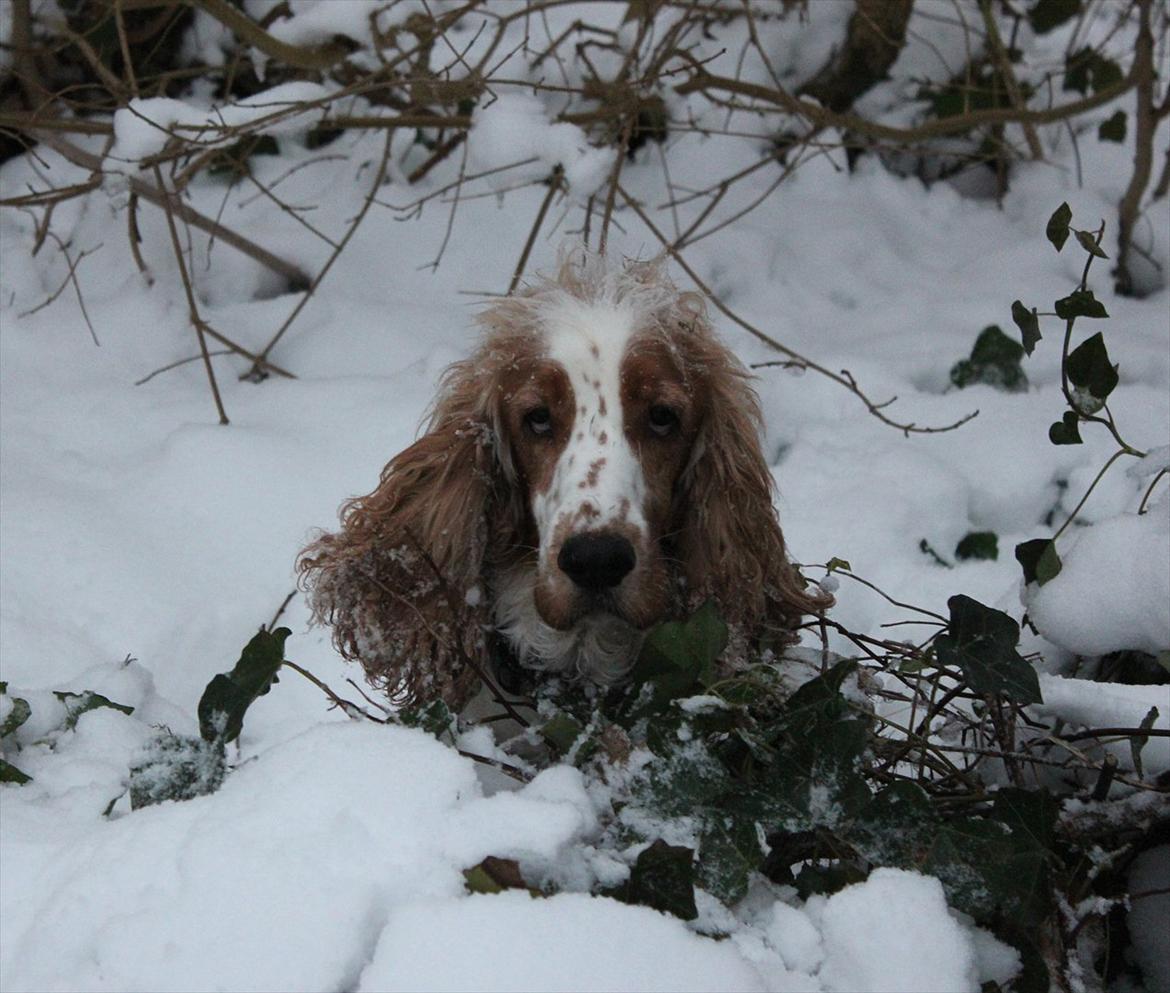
{"left": 1026, "top": 496, "right": 1170, "bottom": 657}
{"left": 360, "top": 891, "right": 768, "bottom": 993}
{"left": 812, "top": 869, "right": 979, "bottom": 993}
{"left": 468, "top": 93, "right": 617, "bottom": 198}
{"left": 2, "top": 1, "right": 1169, "bottom": 990}
{"left": 111, "top": 83, "right": 333, "bottom": 163}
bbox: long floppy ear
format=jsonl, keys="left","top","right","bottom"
{"left": 298, "top": 356, "right": 511, "bottom": 709}
{"left": 677, "top": 332, "right": 833, "bottom": 647}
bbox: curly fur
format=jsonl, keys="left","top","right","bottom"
{"left": 298, "top": 252, "right": 832, "bottom": 708}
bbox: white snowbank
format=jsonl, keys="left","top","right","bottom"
{"left": 111, "top": 82, "right": 332, "bottom": 162}
{"left": 1026, "top": 497, "right": 1170, "bottom": 657}
{"left": 360, "top": 891, "right": 769, "bottom": 992}
{"left": 1035, "top": 674, "right": 1169, "bottom": 774}
{"left": 811, "top": 868, "right": 979, "bottom": 993}
{"left": 467, "top": 93, "right": 616, "bottom": 198}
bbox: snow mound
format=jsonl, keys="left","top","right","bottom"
{"left": 1026, "top": 497, "right": 1170, "bottom": 657}
{"left": 467, "top": 93, "right": 616, "bottom": 198}
{"left": 359, "top": 891, "right": 769, "bottom": 992}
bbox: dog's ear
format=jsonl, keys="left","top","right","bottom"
{"left": 298, "top": 357, "right": 509, "bottom": 708}
{"left": 677, "top": 334, "right": 832, "bottom": 645}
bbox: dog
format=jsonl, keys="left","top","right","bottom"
{"left": 298, "top": 253, "right": 830, "bottom": 708}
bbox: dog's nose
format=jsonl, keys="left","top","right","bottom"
{"left": 558, "top": 533, "right": 636, "bottom": 590}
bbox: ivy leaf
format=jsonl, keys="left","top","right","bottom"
{"left": 0, "top": 687, "right": 31, "bottom": 739}
{"left": 935, "top": 596, "right": 1042, "bottom": 705}
{"left": 949, "top": 325, "right": 1028, "bottom": 392}
{"left": 197, "top": 627, "right": 289, "bottom": 744}
{"left": 399, "top": 699, "right": 456, "bottom": 739}
{"left": 1048, "top": 411, "right": 1083, "bottom": 445}
{"left": 826, "top": 557, "right": 852, "bottom": 573}
{"left": 1074, "top": 230, "right": 1109, "bottom": 259}
{"left": 1015, "top": 538, "right": 1063, "bottom": 586}
{"left": 1054, "top": 289, "right": 1109, "bottom": 321}
{"left": 0, "top": 759, "right": 32, "bottom": 785}
{"left": 623, "top": 840, "right": 698, "bottom": 921}
{"left": 955, "top": 531, "right": 998, "bottom": 561}
{"left": 630, "top": 601, "right": 728, "bottom": 708}
{"left": 1046, "top": 202, "right": 1072, "bottom": 251}
{"left": 128, "top": 731, "right": 225, "bottom": 809}
{"left": 1130, "top": 706, "right": 1159, "bottom": 779}
{"left": 1028, "top": 0, "right": 1081, "bottom": 34}
{"left": 697, "top": 816, "right": 762, "bottom": 905}
{"left": 1064, "top": 48, "right": 1123, "bottom": 95}
{"left": 1011, "top": 300, "right": 1042, "bottom": 355}
{"left": 539, "top": 713, "right": 585, "bottom": 757}
{"left": 53, "top": 691, "right": 134, "bottom": 731}
{"left": 1098, "top": 110, "right": 1126, "bottom": 143}
{"left": 1066, "top": 332, "right": 1119, "bottom": 407}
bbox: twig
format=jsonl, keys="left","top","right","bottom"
{"left": 17, "top": 235, "right": 102, "bottom": 345}
{"left": 508, "top": 166, "right": 563, "bottom": 294}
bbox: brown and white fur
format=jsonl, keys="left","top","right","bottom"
{"left": 298, "top": 253, "right": 831, "bottom": 709}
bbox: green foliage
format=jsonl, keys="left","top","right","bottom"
{"left": 1015, "top": 538, "right": 1063, "bottom": 586}
{"left": 627, "top": 600, "right": 727, "bottom": 713}
{"left": 399, "top": 699, "right": 456, "bottom": 739}
{"left": 935, "top": 595, "right": 1042, "bottom": 704}
{"left": 1028, "top": 0, "right": 1081, "bottom": 35}
{"left": 1048, "top": 411, "right": 1083, "bottom": 445}
{"left": 1063, "top": 48, "right": 1123, "bottom": 95}
{"left": 955, "top": 531, "right": 998, "bottom": 561}
{"left": 0, "top": 683, "right": 32, "bottom": 739}
{"left": 1011, "top": 300, "right": 1042, "bottom": 355}
{"left": 1098, "top": 111, "right": 1126, "bottom": 143}
{"left": 1066, "top": 332, "right": 1118, "bottom": 412}
{"left": 128, "top": 732, "right": 226, "bottom": 809}
{"left": 53, "top": 690, "right": 134, "bottom": 731}
{"left": 618, "top": 840, "right": 698, "bottom": 921}
{"left": 1046, "top": 202, "right": 1072, "bottom": 251}
{"left": 950, "top": 325, "right": 1028, "bottom": 392}
{"left": 198, "top": 627, "right": 288, "bottom": 744}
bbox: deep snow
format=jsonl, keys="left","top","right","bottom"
{"left": 2, "top": 1, "right": 1168, "bottom": 991}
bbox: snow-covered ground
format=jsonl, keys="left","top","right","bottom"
{"left": 2, "top": 2, "right": 1168, "bottom": 991}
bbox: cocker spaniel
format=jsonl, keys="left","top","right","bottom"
{"left": 298, "top": 253, "right": 830, "bottom": 708}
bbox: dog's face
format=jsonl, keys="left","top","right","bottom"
{"left": 495, "top": 298, "right": 705, "bottom": 635}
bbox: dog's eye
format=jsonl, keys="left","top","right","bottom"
{"left": 525, "top": 406, "right": 553, "bottom": 436}
{"left": 648, "top": 405, "right": 679, "bottom": 437}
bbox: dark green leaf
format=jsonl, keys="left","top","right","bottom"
{"left": 624, "top": 840, "right": 698, "bottom": 921}
{"left": 399, "top": 699, "right": 456, "bottom": 738}
{"left": 794, "top": 861, "right": 867, "bottom": 899}
{"left": 1015, "top": 538, "right": 1063, "bottom": 586}
{"left": 849, "top": 781, "right": 940, "bottom": 868}
{"left": 1, "top": 692, "right": 31, "bottom": 739}
{"left": 1131, "top": 706, "right": 1159, "bottom": 778}
{"left": 935, "top": 595, "right": 1042, "bottom": 704}
{"left": 1055, "top": 289, "right": 1109, "bottom": 321}
{"left": 1046, "top": 202, "right": 1072, "bottom": 251}
{"left": 538, "top": 713, "right": 585, "bottom": 757}
{"left": 197, "top": 627, "right": 289, "bottom": 744}
{"left": 697, "top": 817, "right": 761, "bottom": 904}
{"left": 129, "top": 732, "right": 225, "bottom": 808}
{"left": 1098, "top": 110, "right": 1126, "bottom": 143}
{"left": 826, "top": 557, "right": 852, "bottom": 573}
{"left": 1011, "top": 300, "right": 1042, "bottom": 355}
{"left": 1048, "top": 411, "right": 1083, "bottom": 445}
{"left": 949, "top": 325, "right": 1028, "bottom": 392}
{"left": 1064, "top": 48, "right": 1123, "bottom": 95}
{"left": 1028, "top": 0, "right": 1081, "bottom": 34}
{"left": 1066, "top": 332, "right": 1119, "bottom": 408}
{"left": 53, "top": 691, "right": 134, "bottom": 731}
{"left": 1074, "top": 229, "right": 1109, "bottom": 259}
{"left": 0, "top": 759, "right": 32, "bottom": 784}
{"left": 630, "top": 601, "right": 728, "bottom": 709}
{"left": 955, "top": 531, "right": 999, "bottom": 561}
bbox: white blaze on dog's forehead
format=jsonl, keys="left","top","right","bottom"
{"left": 533, "top": 297, "right": 646, "bottom": 549}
